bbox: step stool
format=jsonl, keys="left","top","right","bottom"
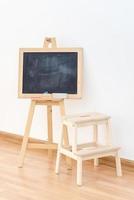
{"left": 55, "top": 113, "right": 122, "bottom": 186}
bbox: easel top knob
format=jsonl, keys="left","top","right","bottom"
{"left": 43, "top": 37, "right": 57, "bottom": 48}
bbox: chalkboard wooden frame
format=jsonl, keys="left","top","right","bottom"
{"left": 18, "top": 48, "right": 83, "bottom": 99}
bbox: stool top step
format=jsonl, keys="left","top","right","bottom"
{"left": 63, "top": 113, "right": 110, "bottom": 127}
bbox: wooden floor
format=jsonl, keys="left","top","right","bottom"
{"left": 0, "top": 139, "right": 134, "bottom": 200}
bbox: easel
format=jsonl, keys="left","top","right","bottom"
{"left": 18, "top": 37, "right": 70, "bottom": 167}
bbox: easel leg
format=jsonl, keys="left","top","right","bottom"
{"left": 55, "top": 125, "right": 64, "bottom": 174}
{"left": 59, "top": 100, "right": 72, "bottom": 169}
{"left": 47, "top": 105, "right": 53, "bottom": 158}
{"left": 18, "top": 100, "right": 36, "bottom": 167}
{"left": 93, "top": 125, "right": 99, "bottom": 166}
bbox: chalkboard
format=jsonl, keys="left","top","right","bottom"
{"left": 18, "top": 48, "right": 83, "bottom": 99}
{"left": 22, "top": 52, "right": 77, "bottom": 94}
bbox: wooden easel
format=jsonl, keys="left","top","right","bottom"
{"left": 18, "top": 37, "right": 70, "bottom": 167}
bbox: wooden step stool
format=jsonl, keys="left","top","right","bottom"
{"left": 55, "top": 113, "right": 122, "bottom": 186}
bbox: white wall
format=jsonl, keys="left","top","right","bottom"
{"left": 0, "top": 0, "right": 134, "bottom": 160}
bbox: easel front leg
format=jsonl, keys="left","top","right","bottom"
{"left": 55, "top": 124, "right": 64, "bottom": 174}
{"left": 59, "top": 100, "right": 72, "bottom": 169}
{"left": 18, "top": 100, "right": 36, "bottom": 167}
{"left": 59, "top": 100, "right": 69, "bottom": 145}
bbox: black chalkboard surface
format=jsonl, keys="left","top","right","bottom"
{"left": 22, "top": 52, "right": 77, "bottom": 94}
{"left": 18, "top": 48, "right": 83, "bottom": 99}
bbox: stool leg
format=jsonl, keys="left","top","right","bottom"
{"left": 93, "top": 125, "right": 99, "bottom": 167}
{"left": 18, "top": 100, "right": 36, "bottom": 167}
{"left": 72, "top": 126, "right": 77, "bottom": 153}
{"left": 55, "top": 125, "right": 64, "bottom": 174}
{"left": 115, "top": 152, "right": 122, "bottom": 176}
{"left": 94, "top": 157, "right": 99, "bottom": 167}
{"left": 77, "top": 158, "right": 83, "bottom": 186}
{"left": 105, "top": 119, "right": 112, "bottom": 145}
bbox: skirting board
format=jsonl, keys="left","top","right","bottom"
{"left": 0, "top": 131, "right": 134, "bottom": 172}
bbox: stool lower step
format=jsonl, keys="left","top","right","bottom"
{"left": 74, "top": 145, "right": 120, "bottom": 157}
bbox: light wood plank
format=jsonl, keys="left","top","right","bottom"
{"left": 0, "top": 139, "right": 133, "bottom": 200}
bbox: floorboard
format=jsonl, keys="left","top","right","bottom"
{"left": 0, "top": 139, "right": 134, "bottom": 200}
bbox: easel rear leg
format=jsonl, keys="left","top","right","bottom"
{"left": 47, "top": 105, "right": 53, "bottom": 158}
